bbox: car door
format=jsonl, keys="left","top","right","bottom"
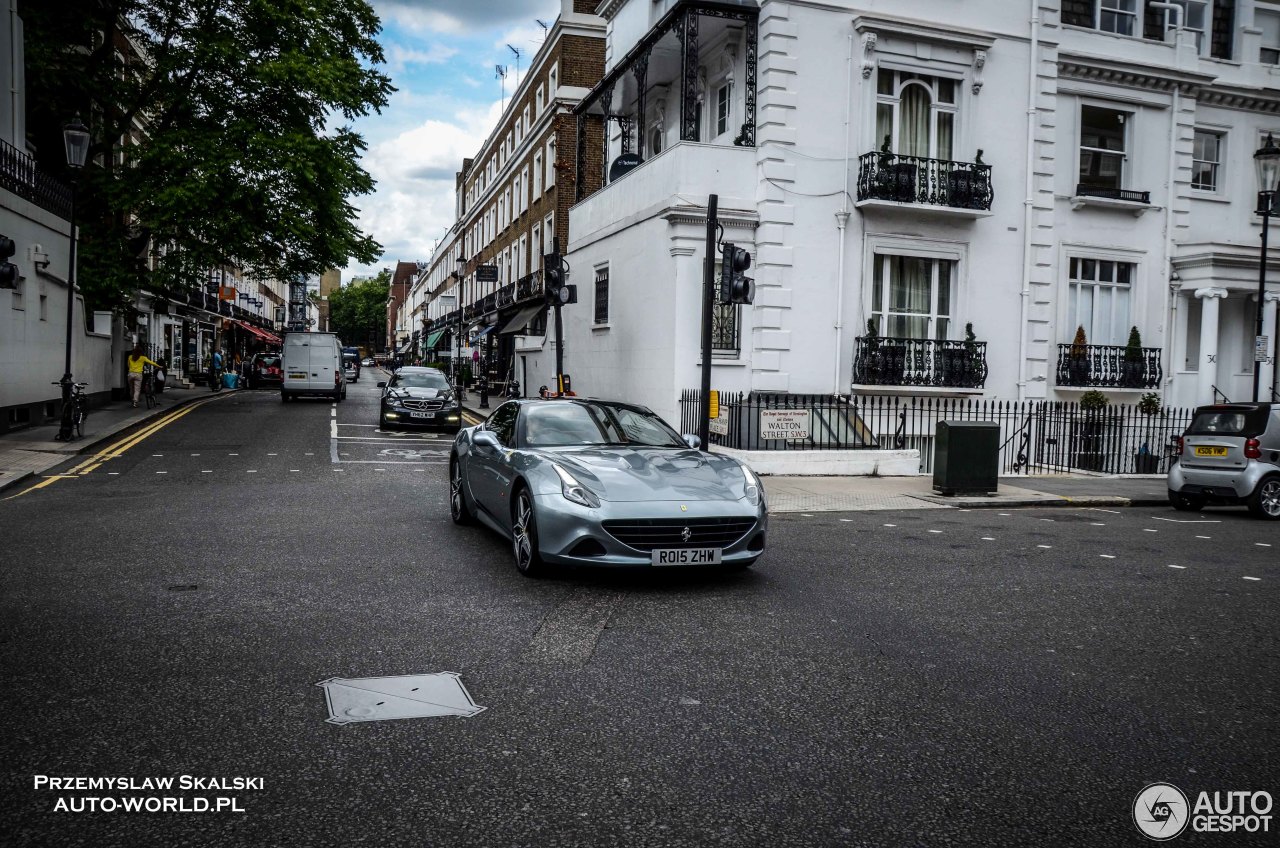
{"left": 469, "top": 402, "right": 519, "bottom": 520}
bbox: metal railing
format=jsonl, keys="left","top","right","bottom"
{"left": 1055, "top": 344, "right": 1162, "bottom": 389}
{"left": 678, "top": 390, "right": 1194, "bottom": 475}
{"left": 856, "top": 151, "right": 993, "bottom": 210}
{"left": 0, "top": 138, "right": 73, "bottom": 219}
{"left": 852, "top": 337, "right": 987, "bottom": 389}
{"left": 1074, "top": 184, "right": 1151, "bottom": 204}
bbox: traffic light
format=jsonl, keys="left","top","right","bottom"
{"left": 543, "top": 252, "right": 576, "bottom": 306}
{"left": 0, "top": 236, "right": 17, "bottom": 289}
{"left": 719, "top": 242, "right": 754, "bottom": 305}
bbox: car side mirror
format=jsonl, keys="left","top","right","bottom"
{"left": 682, "top": 434, "right": 701, "bottom": 450}
{"left": 376, "top": 381, "right": 386, "bottom": 388}
{"left": 473, "top": 430, "right": 500, "bottom": 451}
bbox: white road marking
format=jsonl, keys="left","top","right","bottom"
{"left": 107, "top": 472, "right": 119, "bottom": 475}
{"left": 839, "top": 518, "right": 853, "bottom": 522}
{"left": 1152, "top": 517, "right": 1220, "bottom": 523}
{"left": 247, "top": 470, "right": 257, "bottom": 473}
{"left": 374, "top": 468, "right": 386, "bottom": 472}
{"left": 337, "top": 423, "right": 379, "bottom": 427}
{"left": 332, "top": 468, "right": 344, "bottom": 472}
{"left": 1143, "top": 529, "right": 1157, "bottom": 533}
{"left": 1195, "top": 535, "right": 1211, "bottom": 539}
{"left": 981, "top": 536, "right": 995, "bottom": 541}
{"left": 229, "top": 453, "right": 238, "bottom": 456}
{"left": 1087, "top": 508, "right": 1121, "bottom": 514}
{"left": 928, "top": 530, "right": 943, "bottom": 534}
{"left": 152, "top": 454, "right": 163, "bottom": 457}
{"left": 1037, "top": 544, "right": 1052, "bottom": 549}
{"left": 1257, "top": 543, "right": 1272, "bottom": 547}
{"left": 290, "top": 469, "right": 300, "bottom": 472}
{"left": 998, "top": 513, "right": 1011, "bottom": 516}
{"left": 305, "top": 452, "right": 315, "bottom": 455}
{"left": 1168, "top": 564, "right": 1186, "bottom": 569}
{"left": 190, "top": 453, "right": 200, "bottom": 456}
{"left": 267, "top": 452, "right": 278, "bottom": 456}
{"left": 155, "top": 471, "right": 167, "bottom": 474}
{"left": 1243, "top": 576, "right": 1261, "bottom": 581}
{"left": 201, "top": 470, "right": 212, "bottom": 474}
{"left": 801, "top": 513, "right": 814, "bottom": 517}
{"left": 1099, "top": 554, "right": 1116, "bottom": 559}
{"left": 330, "top": 420, "right": 337, "bottom": 438}
{"left": 1039, "top": 518, "right": 1055, "bottom": 522}
{"left": 883, "top": 523, "right": 897, "bottom": 527}
{"left": 1091, "top": 522, "right": 1106, "bottom": 526}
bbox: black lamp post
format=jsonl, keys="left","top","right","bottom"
{"left": 1254, "top": 134, "right": 1280, "bottom": 403}
{"left": 56, "top": 116, "right": 90, "bottom": 441}
{"left": 454, "top": 254, "right": 466, "bottom": 401}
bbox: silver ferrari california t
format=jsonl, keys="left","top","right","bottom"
{"left": 449, "top": 398, "right": 768, "bottom": 576}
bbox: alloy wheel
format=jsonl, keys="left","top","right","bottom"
{"left": 512, "top": 493, "right": 534, "bottom": 571}
{"left": 449, "top": 459, "right": 472, "bottom": 525}
{"left": 1260, "top": 479, "right": 1280, "bottom": 518}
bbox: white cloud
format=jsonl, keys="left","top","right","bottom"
{"left": 385, "top": 42, "right": 459, "bottom": 72}
{"left": 372, "top": 0, "right": 559, "bottom": 35}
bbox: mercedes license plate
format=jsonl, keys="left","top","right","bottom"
{"left": 409, "top": 411, "right": 434, "bottom": 419}
{"left": 1194, "top": 446, "right": 1228, "bottom": 457}
{"left": 651, "top": 548, "right": 723, "bottom": 566}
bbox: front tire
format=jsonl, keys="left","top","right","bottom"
{"left": 449, "top": 457, "right": 474, "bottom": 525}
{"left": 511, "top": 487, "right": 545, "bottom": 577}
{"left": 1247, "top": 476, "right": 1280, "bottom": 520}
{"left": 1170, "top": 491, "right": 1205, "bottom": 512}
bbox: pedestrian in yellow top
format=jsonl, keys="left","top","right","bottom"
{"left": 126, "top": 343, "right": 161, "bottom": 407}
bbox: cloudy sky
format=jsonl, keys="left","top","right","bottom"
{"left": 343, "top": 0, "right": 564, "bottom": 283}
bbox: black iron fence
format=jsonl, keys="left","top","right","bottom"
{"left": 0, "top": 138, "right": 73, "bottom": 219}
{"left": 852, "top": 337, "right": 987, "bottom": 388}
{"left": 1056, "top": 343, "right": 1162, "bottom": 389}
{"left": 678, "top": 390, "right": 1194, "bottom": 475}
{"left": 856, "top": 151, "right": 993, "bottom": 210}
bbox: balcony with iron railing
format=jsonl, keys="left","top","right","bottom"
{"left": 851, "top": 337, "right": 988, "bottom": 391}
{"left": 0, "top": 138, "right": 73, "bottom": 220}
{"left": 1055, "top": 344, "right": 1162, "bottom": 389}
{"left": 856, "top": 150, "right": 993, "bottom": 217}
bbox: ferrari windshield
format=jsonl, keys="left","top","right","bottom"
{"left": 391, "top": 372, "right": 450, "bottom": 389}
{"left": 521, "top": 402, "right": 685, "bottom": 448}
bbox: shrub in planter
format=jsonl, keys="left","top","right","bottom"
{"left": 1068, "top": 325, "right": 1090, "bottom": 385}
{"left": 1133, "top": 392, "right": 1163, "bottom": 473}
{"left": 1076, "top": 389, "right": 1110, "bottom": 471}
{"left": 1079, "top": 389, "right": 1109, "bottom": 411}
{"left": 1122, "top": 326, "right": 1146, "bottom": 388}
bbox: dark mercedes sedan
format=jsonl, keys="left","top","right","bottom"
{"left": 378, "top": 366, "right": 462, "bottom": 432}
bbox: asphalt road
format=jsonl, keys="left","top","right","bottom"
{"left": 1, "top": 382, "right": 1277, "bottom": 847}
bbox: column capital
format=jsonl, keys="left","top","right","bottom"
{"left": 1264, "top": 291, "right": 1280, "bottom": 304}
{"left": 1194, "top": 286, "right": 1229, "bottom": 300}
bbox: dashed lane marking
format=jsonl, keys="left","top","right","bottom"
{"left": 1195, "top": 535, "right": 1212, "bottom": 539}
{"left": 1258, "top": 543, "right": 1273, "bottom": 547}
{"left": 1037, "top": 545, "right": 1052, "bottom": 549}
{"left": 981, "top": 537, "right": 995, "bottom": 541}
{"left": 1100, "top": 554, "right": 1116, "bottom": 559}
{"left": 1243, "top": 576, "right": 1262, "bottom": 581}
{"left": 883, "top": 523, "right": 897, "bottom": 528}
{"left": 202, "top": 470, "right": 212, "bottom": 474}
{"left": 1143, "top": 529, "right": 1157, "bottom": 532}
{"left": 928, "top": 530, "right": 943, "bottom": 534}
{"left": 1168, "top": 565, "right": 1187, "bottom": 569}
{"left": 1091, "top": 523, "right": 1106, "bottom": 526}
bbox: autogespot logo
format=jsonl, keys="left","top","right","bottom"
{"left": 1134, "top": 783, "right": 1190, "bottom": 841}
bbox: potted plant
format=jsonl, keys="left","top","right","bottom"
{"left": 1076, "top": 389, "right": 1110, "bottom": 471}
{"left": 1067, "top": 325, "right": 1090, "bottom": 386}
{"left": 947, "top": 150, "right": 986, "bottom": 209}
{"left": 1122, "top": 326, "right": 1145, "bottom": 388}
{"left": 937, "top": 322, "right": 981, "bottom": 387}
{"left": 856, "top": 319, "right": 882, "bottom": 384}
{"left": 1134, "top": 391, "right": 1162, "bottom": 473}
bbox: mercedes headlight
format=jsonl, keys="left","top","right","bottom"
{"left": 554, "top": 465, "right": 601, "bottom": 509}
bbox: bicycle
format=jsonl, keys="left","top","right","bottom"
{"left": 142, "top": 365, "right": 157, "bottom": 409}
{"left": 52, "top": 379, "right": 89, "bottom": 440}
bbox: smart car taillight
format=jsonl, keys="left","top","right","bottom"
{"left": 1245, "top": 438, "right": 1262, "bottom": 459}
{"left": 1173, "top": 436, "right": 1184, "bottom": 455}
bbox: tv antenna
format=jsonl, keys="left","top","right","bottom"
{"left": 536, "top": 20, "right": 549, "bottom": 40}
{"left": 507, "top": 44, "right": 522, "bottom": 85}
{"left": 495, "top": 64, "right": 507, "bottom": 109}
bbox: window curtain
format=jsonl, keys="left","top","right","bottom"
{"left": 888, "top": 256, "right": 931, "bottom": 338}
{"left": 900, "top": 85, "right": 932, "bottom": 159}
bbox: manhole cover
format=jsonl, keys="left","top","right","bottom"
{"left": 316, "top": 673, "right": 485, "bottom": 725}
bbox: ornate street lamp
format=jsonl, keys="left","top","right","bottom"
{"left": 1253, "top": 134, "right": 1280, "bottom": 402}
{"left": 56, "top": 115, "right": 90, "bottom": 441}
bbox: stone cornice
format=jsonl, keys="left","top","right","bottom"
{"left": 852, "top": 13, "right": 996, "bottom": 52}
{"left": 1197, "top": 83, "right": 1280, "bottom": 114}
{"left": 1057, "top": 51, "right": 1217, "bottom": 96}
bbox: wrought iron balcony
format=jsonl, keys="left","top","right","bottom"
{"left": 1056, "top": 344, "right": 1162, "bottom": 389}
{"left": 1074, "top": 184, "right": 1150, "bottom": 204}
{"left": 0, "top": 138, "right": 73, "bottom": 219}
{"left": 852, "top": 337, "right": 988, "bottom": 389}
{"left": 856, "top": 152, "right": 993, "bottom": 211}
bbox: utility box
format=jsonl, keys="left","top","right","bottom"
{"left": 933, "top": 420, "right": 999, "bottom": 496}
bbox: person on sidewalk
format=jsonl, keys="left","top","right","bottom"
{"left": 126, "top": 344, "right": 162, "bottom": 407}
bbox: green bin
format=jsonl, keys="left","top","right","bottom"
{"left": 933, "top": 420, "right": 999, "bottom": 496}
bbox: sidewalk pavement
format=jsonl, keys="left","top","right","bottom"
{"left": 0, "top": 385, "right": 216, "bottom": 494}
{"left": 459, "top": 397, "right": 1170, "bottom": 513}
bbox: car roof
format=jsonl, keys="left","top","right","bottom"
{"left": 1194, "top": 403, "right": 1274, "bottom": 413}
{"left": 394, "top": 366, "right": 445, "bottom": 373}
{"left": 509, "top": 397, "right": 655, "bottom": 416}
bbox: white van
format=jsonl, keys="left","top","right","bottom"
{"left": 281, "top": 332, "right": 347, "bottom": 402}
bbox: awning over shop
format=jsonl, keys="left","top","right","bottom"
{"left": 473, "top": 324, "right": 496, "bottom": 339}
{"left": 498, "top": 304, "right": 545, "bottom": 335}
{"left": 232, "top": 319, "right": 282, "bottom": 346}
{"left": 425, "top": 329, "right": 446, "bottom": 348}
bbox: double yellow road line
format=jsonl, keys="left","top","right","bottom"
{"left": 3, "top": 393, "right": 230, "bottom": 500}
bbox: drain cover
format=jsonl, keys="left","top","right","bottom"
{"left": 316, "top": 673, "right": 486, "bottom": 725}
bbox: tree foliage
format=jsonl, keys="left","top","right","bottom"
{"left": 327, "top": 269, "right": 390, "bottom": 351}
{"left": 19, "top": 0, "right": 393, "bottom": 309}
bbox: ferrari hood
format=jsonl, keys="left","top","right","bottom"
{"left": 548, "top": 447, "right": 748, "bottom": 503}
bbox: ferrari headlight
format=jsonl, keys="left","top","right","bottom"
{"left": 554, "top": 465, "right": 601, "bottom": 509}
{"left": 741, "top": 465, "right": 763, "bottom": 506}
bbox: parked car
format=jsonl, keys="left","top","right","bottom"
{"left": 361, "top": 357, "right": 376, "bottom": 367}
{"left": 281, "top": 331, "right": 346, "bottom": 402}
{"left": 378, "top": 366, "right": 461, "bottom": 431}
{"left": 1168, "top": 402, "right": 1280, "bottom": 519}
{"left": 247, "top": 353, "right": 283, "bottom": 389}
{"left": 449, "top": 399, "right": 768, "bottom": 576}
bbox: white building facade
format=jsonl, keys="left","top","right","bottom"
{"left": 513, "top": 0, "right": 1280, "bottom": 427}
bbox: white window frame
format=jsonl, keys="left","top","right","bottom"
{"left": 593, "top": 262, "right": 610, "bottom": 326}
{"left": 874, "top": 68, "right": 960, "bottom": 161}
{"left": 1097, "top": 0, "right": 1138, "bottom": 36}
{"left": 549, "top": 63, "right": 558, "bottom": 95}
{"left": 1063, "top": 253, "right": 1139, "bottom": 348}
{"left": 1191, "top": 127, "right": 1225, "bottom": 194}
{"left": 536, "top": 84, "right": 545, "bottom": 116}
{"left": 518, "top": 234, "right": 527, "bottom": 279}
{"left": 546, "top": 139, "right": 556, "bottom": 188}
{"left": 544, "top": 213, "right": 555, "bottom": 254}
{"left": 533, "top": 152, "right": 543, "bottom": 198}
{"left": 1259, "top": 8, "right": 1280, "bottom": 64}
{"left": 1163, "top": 1, "right": 1211, "bottom": 54}
{"left": 869, "top": 254, "right": 956, "bottom": 341}
{"left": 715, "top": 80, "right": 732, "bottom": 138}
{"left": 1078, "top": 103, "right": 1130, "bottom": 192}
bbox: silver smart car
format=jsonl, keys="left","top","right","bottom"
{"left": 1168, "top": 403, "right": 1280, "bottom": 519}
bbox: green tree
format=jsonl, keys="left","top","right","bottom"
{"left": 328, "top": 270, "right": 390, "bottom": 352}
{"left": 20, "top": 0, "right": 394, "bottom": 310}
